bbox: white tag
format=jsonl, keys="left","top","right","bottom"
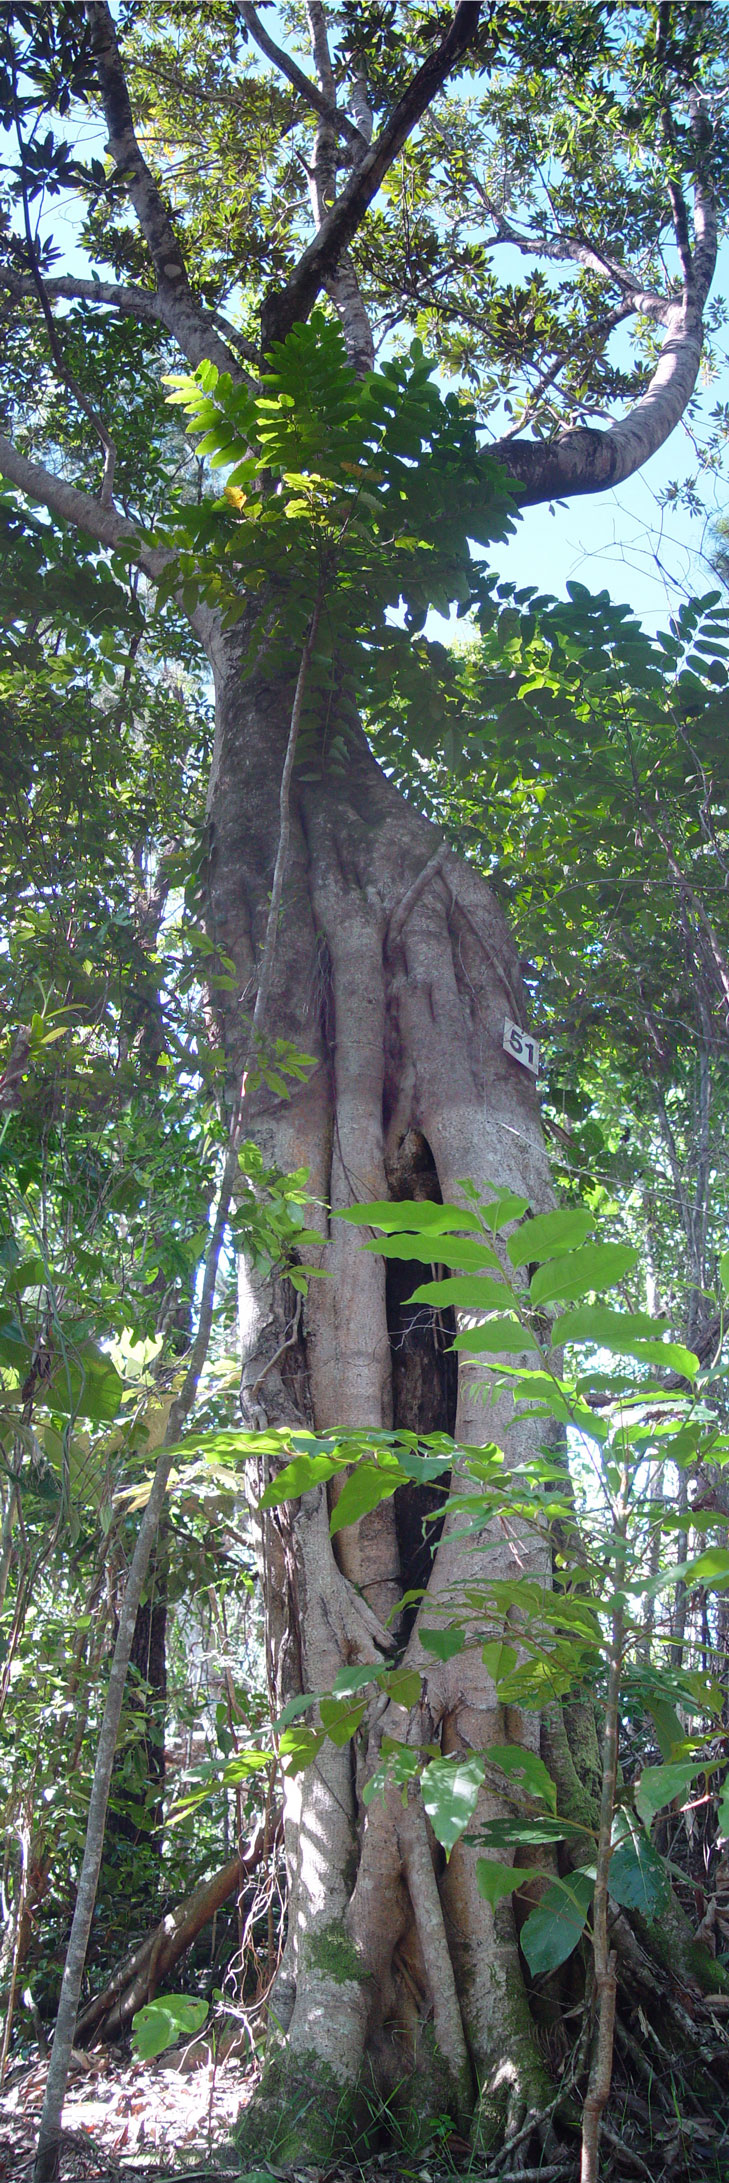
{"left": 503, "top": 1017, "right": 540, "bottom": 1075}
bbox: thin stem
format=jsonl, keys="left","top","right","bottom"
{"left": 32, "top": 596, "right": 323, "bottom": 2183}
{"left": 580, "top": 1488, "right": 626, "bottom": 2183}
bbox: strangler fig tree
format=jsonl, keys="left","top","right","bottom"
{"left": 2, "top": 1, "right": 728, "bottom": 2171}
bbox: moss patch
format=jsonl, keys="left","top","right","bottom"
{"left": 236, "top": 2049, "right": 362, "bottom": 2165}
{"left": 304, "top": 1918, "right": 369, "bottom": 1985}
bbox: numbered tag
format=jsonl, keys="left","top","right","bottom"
{"left": 503, "top": 1017, "right": 540, "bottom": 1075}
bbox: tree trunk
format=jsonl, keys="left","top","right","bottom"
{"left": 108, "top": 1543, "right": 167, "bottom": 1861}
{"left": 204, "top": 627, "right": 558, "bottom": 2156}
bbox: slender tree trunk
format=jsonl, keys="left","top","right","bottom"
{"left": 108, "top": 1541, "right": 168, "bottom": 1859}
{"left": 205, "top": 633, "right": 558, "bottom": 2154}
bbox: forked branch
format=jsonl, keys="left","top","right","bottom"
{"left": 260, "top": 1, "right": 482, "bottom": 351}
{"left": 236, "top": 0, "right": 365, "bottom": 148}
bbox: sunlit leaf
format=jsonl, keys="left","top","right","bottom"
{"left": 507, "top": 1209, "right": 594, "bottom": 1267}
{"left": 422, "top": 1753, "right": 484, "bottom": 1854}
{"left": 530, "top": 1244, "right": 638, "bottom": 1306}
{"left": 132, "top": 1994, "right": 208, "bottom": 2061}
{"left": 329, "top": 1458, "right": 405, "bottom": 1532}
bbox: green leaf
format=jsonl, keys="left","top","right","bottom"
{"left": 553, "top": 1304, "right": 669, "bottom": 1349}
{"left": 331, "top": 1663, "right": 383, "bottom": 1698}
{"left": 529, "top": 1243, "right": 639, "bottom": 1307}
{"left": 222, "top": 1751, "right": 272, "bottom": 1784}
{"left": 319, "top": 1695, "right": 367, "bottom": 1743}
{"left": 421, "top": 1753, "right": 484, "bottom": 1854}
{"left": 336, "top": 1200, "right": 481, "bottom": 1233}
{"left": 476, "top": 1858, "right": 546, "bottom": 1906}
{"left": 634, "top": 1761, "right": 698, "bottom": 1827}
{"left": 278, "top": 1725, "right": 324, "bottom": 1774}
{"left": 719, "top": 1250, "right": 729, "bottom": 1297}
{"left": 329, "top": 1458, "right": 404, "bottom": 1533}
{"left": 553, "top": 1306, "right": 698, "bottom": 1377}
{"left": 452, "top": 1319, "right": 538, "bottom": 1354}
{"left": 519, "top": 1871, "right": 593, "bottom": 1975}
{"left": 485, "top": 1744, "right": 558, "bottom": 1813}
{"left": 274, "top": 1692, "right": 318, "bottom": 1728}
{"left": 687, "top": 1548, "right": 729, "bottom": 1586}
{"left": 132, "top": 1994, "right": 208, "bottom": 2061}
{"left": 507, "top": 1209, "right": 594, "bottom": 1267}
{"left": 48, "top": 1346, "right": 124, "bottom": 1423}
{"left": 717, "top": 1778, "right": 729, "bottom": 1837}
{"left": 259, "top": 1451, "right": 344, "bottom": 1507}
{"left": 476, "top": 1816, "right": 589, "bottom": 1848}
{"left": 385, "top": 1666, "right": 422, "bottom": 1708}
{"left": 407, "top": 1275, "right": 510, "bottom": 1310}
{"left": 419, "top": 1625, "right": 466, "bottom": 1662}
{"left": 479, "top": 1192, "right": 530, "bottom": 1231}
{"left": 643, "top": 1696, "right": 687, "bottom": 1760}
{"left": 362, "top": 1235, "right": 502, "bottom": 1271}
{"left": 482, "top": 1640, "right": 518, "bottom": 1684}
{"left": 609, "top": 1818, "right": 669, "bottom": 1916}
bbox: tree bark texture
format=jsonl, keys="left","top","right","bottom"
{"left": 204, "top": 626, "right": 558, "bottom": 2155}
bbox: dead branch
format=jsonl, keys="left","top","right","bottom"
{"left": 76, "top": 1822, "right": 273, "bottom": 2045}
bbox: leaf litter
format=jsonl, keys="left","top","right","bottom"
{"left": 0, "top": 2039, "right": 253, "bottom": 2181}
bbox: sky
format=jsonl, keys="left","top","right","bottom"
{"left": 489, "top": 395, "right": 729, "bottom": 627}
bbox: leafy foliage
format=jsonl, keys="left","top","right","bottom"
{"left": 258, "top": 1183, "right": 729, "bottom": 1974}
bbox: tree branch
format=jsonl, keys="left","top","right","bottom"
{"left": 495, "top": 165, "right": 717, "bottom": 508}
{"left": 453, "top": 164, "right": 670, "bottom": 314}
{"left": 0, "top": 266, "right": 164, "bottom": 327}
{"left": 260, "top": 1, "right": 482, "bottom": 352}
{"left": 0, "top": 268, "right": 258, "bottom": 363}
{"left": 236, "top": 0, "right": 365, "bottom": 149}
{"left": 84, "top": 0, "right": 241, "bottom": 375}
{"left": 0, "top": 435, "right": 222, "bottom": 660}
{"left": 0, "top": 434, "right": 162, "bottom": 566}
{"left": 303, "top": 0, "right": 374, "bottom": 373}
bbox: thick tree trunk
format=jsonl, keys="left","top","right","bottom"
{"left": 203, "top": 628, "right": 561, "bottom": 2156}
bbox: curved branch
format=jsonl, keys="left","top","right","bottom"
{"left": 0, "top": 266, "right": 259, "bottom": 365}
{"left": 461, "top": 170, "right": 670, "bottom": 312}
{"left": 84, "top": 0, "right": 241, "bottom": 375}
{"left": 261, "top": 1, "right": 482, "bottom": 352}
{"left": 0, "top": 434, "right": 223, "bottom": 660}
{"left": 495, "top": 184, "right": 717, "bottom": 508}
{"left": 0, "top": 266, "right": 164, "bottom": 327}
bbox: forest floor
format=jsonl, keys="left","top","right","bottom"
{"left": 0, "top": 2043, "right": 253, "bottom": 2181}
{"left": 2, "top": 2038, "right": 727, "bottom": 2183}
{"left": 0, "top": 2049, "right": 471, "bottom": 2183}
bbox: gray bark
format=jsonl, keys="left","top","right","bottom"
{"left": 205, "top": 639, "right": 556, "bottom": 2150}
